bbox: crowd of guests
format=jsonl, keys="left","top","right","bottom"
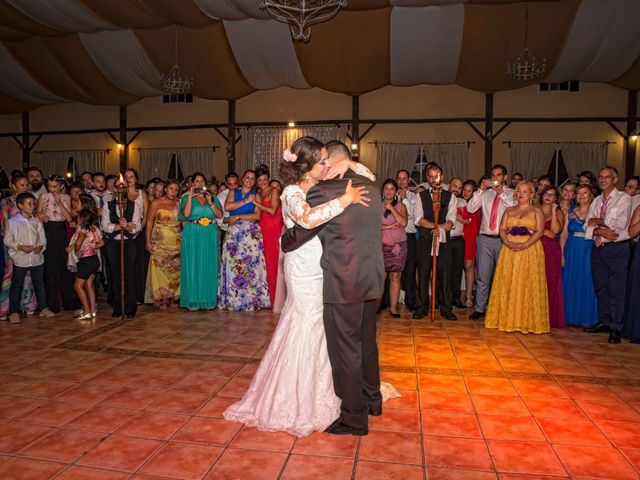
{"left": 2, "top": 160, "right": 639, "bottom": 346}
{"left": 384, "top": 163, "right": 640, "bottom": 344}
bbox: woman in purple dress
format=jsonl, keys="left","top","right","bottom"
{"left": 538, "top": 185, "right": 567, "bottom": 328}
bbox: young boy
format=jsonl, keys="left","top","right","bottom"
{"left": 3, "top": 192, "right": 54, "bottom": 323}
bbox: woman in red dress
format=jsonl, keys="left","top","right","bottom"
{"left": 253, "top": 165, "right": 284, "bottom": 306}
{"left": 459, "top": 179, "right": 482, "bottom": 307}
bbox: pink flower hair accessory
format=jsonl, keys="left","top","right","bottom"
{"left": 283, "top": 149, "right": 297, "bottom": 163}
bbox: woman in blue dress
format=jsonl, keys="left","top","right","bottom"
{"left": 560, "top": 184, "right": 599, "bottom": 327}
{"left": 218, "top": 170, "right": 271, "bottom": 311}
{"left": 179, "top": 172, "right": 222, "bottom": 310}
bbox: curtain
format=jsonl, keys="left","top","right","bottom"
{"left": 138, "top": 148, "right": 174, "bottom": 182}
{"left": 237, "top": 125, "right": 348, "bottom": 180}
{"left": 177, "top": 147, "right": 215, "bottom": 180}
{"left": 74, "top": 150, "right": 106, "bottom": 174}
{"left": 559, "top": 143, "right": 608, "bottom": 180}
{"left": 32, "top": 150, "right": 105, "bottom": 179}
{"left": 375, "top": 143, "right": 421, "bottom": 183}
{"left": 509, "top": 143, "right": 558, "bottom": 181}
{"left": 423, "top": 143, "right": 468, "bottom": 180}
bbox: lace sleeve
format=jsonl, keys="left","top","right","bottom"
{"left": 352, "top": 163, "right": 376, "bottom": 182}
{"left": 282, "top": 186, "right": 344, "bottom": 229}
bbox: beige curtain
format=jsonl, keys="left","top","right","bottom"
{"left": 74, "top": 150, "right": 106, "bottom": 174}
{"left": 559, "top": 143, "right": 608, "bottom": 180}
{"left": 423, "top": 143, "right": 468, "bottom": 180}
{"left": 32, "top": 150, "right": 105, "bottom": 178}
{"left": 177, "top": 147, "right": 215, "bottom": 180}
{"left": 510, "top": 143, "right": 558, "bottom": 181}
{"left": 138, "top": 148, "right": 174, "bottom": 182}
{"left": 375, "top": 143, "right": 421, "bottom": 183}
{"left": 237, "top": 125, "right": 348, "bottom": 180}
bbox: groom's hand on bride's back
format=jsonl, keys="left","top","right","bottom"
{"left": 342, "top": 179, "right": 371, "bottom": 208}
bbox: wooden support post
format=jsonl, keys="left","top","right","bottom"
{"left": 119, "top": 106, "right": 127, "bottom": 171}
{"left": 227, "top": 100, "right": 236, "bottom": 173}
{"left": 21, "top": 111, "right": 30, "bottom": 172}
{"left": 484, "top": 93, "right": 493, "bottom": 172}
{"left": 625, "top": 89, "right": 638, "bottom": 178}
{"left": 352, "top": 95, "right": 360, "bottom": 159}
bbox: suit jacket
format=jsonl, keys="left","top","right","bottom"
{"left": 281, "top": 171, "right": 384, "bottom": 304}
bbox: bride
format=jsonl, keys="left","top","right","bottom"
{"left": 223, "top": 136, "right": 385, "bottom": 437}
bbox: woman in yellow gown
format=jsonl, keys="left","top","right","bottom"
{"left": 485, "top": 181, "right": 550, "bottom": 334}
{"left": 145, "top": 181, "right": 181, "bottom": 308}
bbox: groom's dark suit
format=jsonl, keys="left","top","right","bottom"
{"left": 281, "top": 170, "right": 384, "bottom": 429}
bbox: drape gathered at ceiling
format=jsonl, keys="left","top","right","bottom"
{"left": 559, "top": 143, "right": 608, "bottom": 179}
{"left": 237, "top": 125, "right": 348, "bottom": 181}
{"left": 509, "top": 143, "right": 558, "bottom": 182}
{"left": 138, "top": 146, "right": 215, "bottom": 181}
{"left": 32, "top": 149, "right": 106, "bottom": 179}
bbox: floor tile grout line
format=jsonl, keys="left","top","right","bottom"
{"left": 411, "top": 321, "right": 429, "bottom": 480}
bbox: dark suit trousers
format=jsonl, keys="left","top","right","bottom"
{"left": 450, "top": 236, "right": 465, "bottom": 304}
{"left": 401, "top": 233, "right": 417, "bottom": 308}
{"left": 105, "top": 239, "right": 138, "bottom": 315}
{"left": 416, "top": 233, "right": 453, "bottom": 316}
{"left": 591, "top": 242, "right": 629, "bottom": 332}
{"left": 323, "top": 300, "right": 381, "bottom": 429}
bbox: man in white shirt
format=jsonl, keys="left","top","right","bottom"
{"left": 466, "top": 164, "right": 517, "bottom": 320}
{"left": 396, "top": 169, "right": 419, "bottom": 311}
{"left": 216, "top": 172, "right": 239, "bottom": 247}
{"left": 88, "top": 172, "right": 113, "bottom": 216}
{"left": 412, "top": 164, "right": 458, "bottom": 321}
{"left": 448, "top": 177, "right": 467, "bottom": 309}
{"left": 584, "top": 166, "right": 633, "bottom": 344}
{"left": 102, "top": 193, "right": 143, "bottom": 318}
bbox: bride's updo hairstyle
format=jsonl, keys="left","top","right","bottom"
{"left": 279, "top": 136, "right": 324, "bottom": 186}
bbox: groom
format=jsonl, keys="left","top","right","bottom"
{"left": 281, "top": 140, "right": 384, "bottom": 436}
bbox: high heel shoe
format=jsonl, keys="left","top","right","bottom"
{"left": 76, "top": 312, "right": 93, "bottom": 320}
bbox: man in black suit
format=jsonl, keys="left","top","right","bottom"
{"left": 281, "top": 141, "right": 384, "bottom": 436}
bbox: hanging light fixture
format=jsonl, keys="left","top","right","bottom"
{"left": 507, "top": 4, "right": 546, "bottom": 81}
{"left": 259, "top": 0, "right": 348, "bottom": 42}
{"left": 161, "top": 25, "right": 194, "bottom": 94}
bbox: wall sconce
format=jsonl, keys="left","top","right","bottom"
{"left": 351, "top": 143, "right": 358, "bottom": 151}
{"left": 117, "top": 143, "right": 124, "bottom": 149}
{"left": 288, "top": 122, "right": 295, "bottom": 128}
{"left": 65, "top": 171, "right": 72, "bottom": 179}
{"left": 631, "top": 133, "right": 638, "bottom": 142}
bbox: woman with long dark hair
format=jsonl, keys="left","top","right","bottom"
{"left": 123, "top": 168, "right": 149, "bottom": 304}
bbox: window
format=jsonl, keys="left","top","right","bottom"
{"left": 161, "top": 93, "right": 194, "bottom": 104}
{"left": 411, "top": 149, "right": 428, "bottom": 186}
{"left": 538, "top": 80, "right": 580, "bottom": 93}
{"left": 547, "top": 149, "right": 569, "bottom": 185}
{"left": 166, "top": 153, "right": 185, "bottom": 182}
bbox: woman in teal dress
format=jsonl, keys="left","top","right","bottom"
{"left": 179, "top": 172, "right": 222, "bottom": 310}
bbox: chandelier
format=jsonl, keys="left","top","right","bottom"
{"left": 507, "top": 5, "right": 546, "bottom": 81}
{"left": 161, "top": 26, "right": 193, "bottom": 94}
{"left": 259, "top": 0, "right": 348, "bottom": 42}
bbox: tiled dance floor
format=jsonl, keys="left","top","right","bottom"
{"left": 1, "top": 305, "right": 640, "bottom": 479}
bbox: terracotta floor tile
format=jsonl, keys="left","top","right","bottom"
{"left": 216, "top": 377, "right": 252, "bottom": 398}
{"left": 138, "top": 442, "right": 223, "bottom": 480}
{"left": 18, "top": 428, "right": 105, "bottom": 462}
{"left": 421, "top": 411, "right": 482, "bottom": 438}
{"left": 55, "top": 465, "right": 130, "bottom": 479}
{"left": 621, "top": 447, "right": 640, "bottom": 471}
{"left": 478, "top": 414, "right": 544, "bottom": 441}
{"left": 497, "top": 475, "right": 567, "bottom": 480}
{"left": 173, "top": 416, "right": 241, "bottom": 446}
{"left": 197, "top": 396, "right": 237, "bottom": 418}
{"left": 99, "top": 387, "right": 163, "bottom": 409}
{"left": 522, "top": 397, "right": 586, "bottom": 419}
{"left": 56, "top": 383, "right": 121, "bottom": 404}
{"left": 577, "top": 399, "right": 640, "bottom": 422}
{"left": 560, "top": 382, "right": 621, "bottom": 401}
{"left": 384, "top": 389, "right": 419, "bottom": 410}
{"left": 193, "top": 361, "right": 243, "bottom": 377}
{"left": 0, "top": 375, "right": 36, "bottom": 394}
{"left": 172, "top": 373, "right": 228, "bottom": 395}
{"left": 381, "top": 372, "right": 417, "bottom": 390}
{"left": 424, "top": 435, "right": 492, "bottom": 471}
{"left": 117, "top": 411, "right": 189, "bottom": 440}
{"left": 0, "top": 395, "right": 46, "bottom": 420}
{"left": 611, "top": 385, "right": 640, "bottom": 403}
{"left": 355, "top": 460, "right": 423, "bottom": 480}
{"left": 553, "top": 443, "right": 639, "bottom": 480}
{"left": 292, "top": 432, "right": 358, "bottom": 458}
{"left": 0, "top": 457, "right": 66, "bottom": 479}
{"left": 78, "top": 434, "right": 162, "bottom": 471}
{"left": 472, "top": 395, "right": 529, "bottom": 416}
{"left": 487, "top": 440, "right": 566, "bottom": 476}
{"left": 537, "top": 416, "right": 610, "bottom": 446}
{"left": 146, "top": 390, "right": 209, "bottom": 415}
{"left": 418, "top": 374, "right": 467, "bottom": 393}
{"left": 420, "top": 391, "right": 474, "bottom": 413}
{"left": 596, "top": 419, "right": 640, "bottom": 449}
{"left": 465, "top": 377, "right": 516, "bottom": 396}
{"left": 0, "top": 421, "right": 52, "bottom": 454}
{"left": 204, "top": 449, "right": 286, "bottom": 480}
{"left": 20, "top": 401, "right": 91, "bottom": 427}
{"left": 282, "top": 455, "right": 353, "bottom": 480}
{"left": 14, "top": 378, "right": 78, "bottom": 399}
{"left": 428, "top": 467, "right": 498, "bottom": 480}
{"left": 230, "top": 427, "right": 294, "bottom": 452}
{"left": 66, "top": 405, "right": 137, "bottom": 432}
{"left": 511, "top": 379, "right": 567, "bottom": 398}
{"left": 359, "top": 431, "right": 422, "bottom": 464}
{"left": 369, "top": 407, "right": 421, "bottom": 433}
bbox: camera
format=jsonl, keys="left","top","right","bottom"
{"left": 193, "top": 188, "right": 208, "bottom": 195}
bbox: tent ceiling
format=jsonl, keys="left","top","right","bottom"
{"left": 0, "top": 0, "right": 639, "bottom": 114}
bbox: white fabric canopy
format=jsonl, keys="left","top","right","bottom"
{"left": 193, "top": 0, "right": 268, "bottom": 20}
{"left": 223, "top": 19, "right": 309, "bottom": 89}
{"left": 7, "top": 0, "right": 114, "bottom": 32}
{"left": 548, "top": 0, "right": 640, "bottom": 82}
{"left": 390, "top": 4, "right": 464, "bottom": 85}
{"left": 509, "top": 143, "right": 558, "bottom": 182}
{"left": 559, "top": 143, "right": 608, "bottom": 180}
{"left": 79, "top": 30, "right": 163, "bottom": 97}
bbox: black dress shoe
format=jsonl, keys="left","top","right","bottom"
{"left": 442, "top": 312, "right": 458, "bottom": 321}
{"left": 405, "top": 304, "right": 416, "bottom": 312}
{"left": 469, "top": 311, "right": 485, "bottom": 320}
{"left": 390, "top": 312, "right": 401, "bottom": 318}
{"left": 451, "top": 300, "right": 466, "bottom": 309}
{"left": 368, "top": 407, "right": 382, "bottom": 416}
{"left": 412, "top": 311, "right": 426, "bottom": 320}
{"left": 112, "top": 311, "right": 122, "bottom": 318}
{"left": 126, "top": 313, "right": 136, "bottom": 319}
{"left": 608, "top": 330, "right": 621, "bottom": 344}
{"left": 584, "top": 322, "right": 609, "bottom": 334}
{"left": 325, "top": 419, "right": 368, "bottom": 436}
